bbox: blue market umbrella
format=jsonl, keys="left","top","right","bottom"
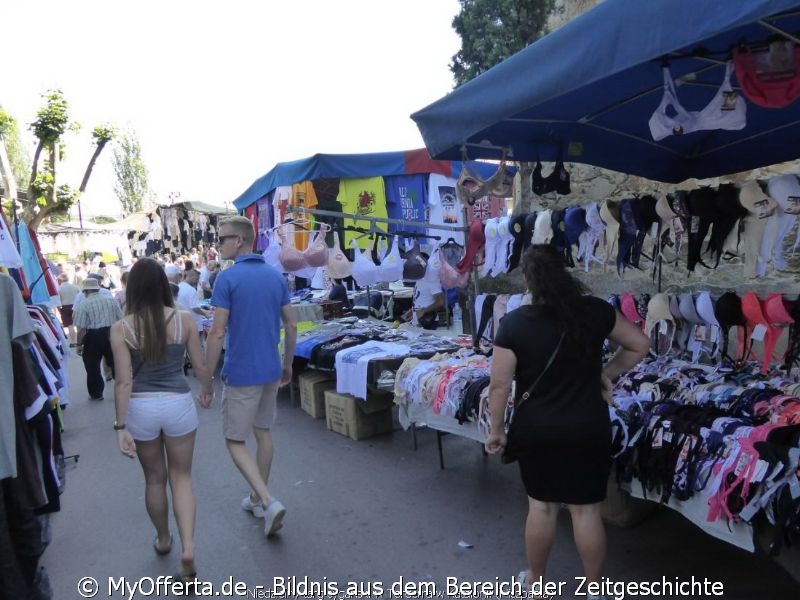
{"left": 412, "top": 0, "right": 800, "bottom": 183}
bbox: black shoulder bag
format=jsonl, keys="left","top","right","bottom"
{"left": 501, "top": 332, "right": 565, "bottom": 464}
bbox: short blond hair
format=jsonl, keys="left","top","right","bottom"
{"left": 219, "top": 215, "right": 255, "bottom": 244}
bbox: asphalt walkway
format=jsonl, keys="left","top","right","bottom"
{"left": 42, "top": 354, "right": 800, "bottom": 599}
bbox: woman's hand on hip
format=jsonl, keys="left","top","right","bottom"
{"left": 484, "top": 432, "right": 507, "bottom": 455}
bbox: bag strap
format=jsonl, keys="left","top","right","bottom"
{"left": 517, "top": 331, "right": 565, "bottom": 407}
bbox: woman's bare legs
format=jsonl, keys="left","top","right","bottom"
{"left": 135, "top": 436, "right": 171, "bottom": 553}
{"left": 164, "top": 430, "right": 197, "bottom": 576}
{"left": 522, "top": 498, "right": 559, "bottom": 583}
{"left": 567, "top": 502, "right": 606, "bottom": 584}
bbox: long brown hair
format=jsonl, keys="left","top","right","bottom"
{"left": 522, "top": 245, "right": 589, "bottom": 356}
{"left": 125, "top": 258, "right": 175, "bottom": 362}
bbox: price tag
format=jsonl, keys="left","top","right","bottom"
{"left": 694, "top": 325, "right": 707, "bottom": 341}
{"left": 751, "top": 324, "right": 768, "bottom": 342}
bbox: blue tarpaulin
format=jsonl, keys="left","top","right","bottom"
{"left": 412, "top": 0, "right": 800, "bottom": 183}
{"left": 232, "top": 148, "right": 513, "bottom": 211}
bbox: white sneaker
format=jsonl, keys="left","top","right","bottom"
{"left": 241, "top": 495, "right": 265, "bottom": 518}
{"left": 263, "top": 498, "right": 286, "bottom": 537}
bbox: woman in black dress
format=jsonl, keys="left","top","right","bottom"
{"left": 485, "top": 245, "right": 649, "bottom": 591}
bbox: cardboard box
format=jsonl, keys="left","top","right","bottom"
{"left": 324, "top": 390, "right": 393, "bottom": 440}
{"left": 299, "top": 371, "right": 337, "bottom": 419}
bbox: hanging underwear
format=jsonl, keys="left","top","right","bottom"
{"left": 734, "top": 42, "right": 800, "bottom": 109}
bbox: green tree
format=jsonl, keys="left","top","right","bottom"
{"left": 0, "top": 107, "right": 31, "bottom": 191}
{"left": 450, "top": 0, "right": 555, "bottom": 212}
{"left": 112, "top": 130, "right": 149, "bottom": 214}
{"left": 16, "top": 90, "right": 114, "bottom": 231}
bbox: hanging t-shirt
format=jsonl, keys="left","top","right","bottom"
{"left": 272, "top": 186, "right": 292, "bottom": 231}
{"left": 384, "top": 174, "right": 427, "bottom": 237}
{"left": 291, "top": 181, "right": 319, "bottom": 250}
{"left": 467, "top": 196, "right": 507, "bottom": 223}
{"left": 428, "top": 174, "right": 464, "bottom": 245}
{"left": 256, "top": 194, "right": 273, "bottom": 252}
{"left": 337, "top": 177, "right": 388, "bottom": 249}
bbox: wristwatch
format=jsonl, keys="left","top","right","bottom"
{"left": 113, "top": 421, "right": 126, "bottom": 431}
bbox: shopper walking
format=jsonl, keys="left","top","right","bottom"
{"left": 484, "top": 245, "right": 649, "bottom": 593}
{"left": 109, "top": 257, "right": 212, "bottom": 585}
{"left": 56, "top": 273, "right": 80, "bottom": 346}
{"left": 73, "top": 278, "right": 123, "bottom": 400}
{"left": 205, "top": 215, "right": 297, "bottom": 537}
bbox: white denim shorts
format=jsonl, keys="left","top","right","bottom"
{"left": 126, "top": 391, "right": 198, "bottom": 441}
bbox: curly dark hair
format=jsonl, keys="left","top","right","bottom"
{"left": 521, "top": 244, "right": 590, "bottom": 356}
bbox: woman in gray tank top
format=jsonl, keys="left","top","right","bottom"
{"left": 110, "top": 258, "right": 212, "bottom": 586}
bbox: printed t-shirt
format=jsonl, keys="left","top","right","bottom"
{"left": 291, "top": 181, "right": 319, "bottom": 250}
{"left": 428, "top": 174, "right": 464, "bottom": 245}
{"left": 385, "top": 174, "right": 427, "bottom": 236}
{"left": 337, "top": 177, "right": 389, "bottom": 249}
{"left": 467, "top": 196, "right": 507, "bottom": 223}
{"left": 210, "top": 254, "right": 290, "bottom": 386}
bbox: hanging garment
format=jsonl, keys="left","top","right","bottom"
{"left": 542, "top": 160, "right": 571, "bottom": 195}
{"left": 649, "top": 67, "right": 701, "bottom": 140}
{"left": 734, "top": 42, "right": 800, "bottom": 109}
{"left": 741, "top": 291, "right": 770, "bottom": 372}
{"left": 761, "top": 175, "right": 800, "bottom": 273}
{"left": 645, "top": 293, "right": 675, "bottom": 356}
{"left": 327, "top": 245, "right": 353, "bottom": 281}
{"left": 710, "top": 184, "right": 748, "bottom": 268}
{"left": 491, "top": 216, "right": 514, "bottom": 276}
{"left": 531, "top": 161, "right": 547, "bottom": 195}
{"left": 739, "top": 181, "right": 778, "bottom": 278}
{"left": 338, "top": 177, "right": 389, "bottom": 249}
{"left": 262, "top": 231, "right": 283, "bottom": 273}
{"left": 620, "top": 292, "right": 645, "bottom": 330}
{"left": 376, "top": 236, "right": 404, "bottom": 283}
{"left": 715, "top": 291, "right": 747, "bottom": 363}
{"left": 456, "top": 219, "right": 486, "bottom": 274}
{"left": 617, "top": 199, "right": 639, "bottom": 275}
{"left": 695, "top": 292, "right": 722, "bottom": 360}
{"left": 686, "top": 187, "right": 721, "bottom": 272}
{"left": 507, "top": 213, "right": 528, "bottom": 272}
{"left": 428, "top": 173, "right": 464, "bottom": 245}
{"left": 480, "top": 218, "right": 500, "bottom": 278}
{"left": 532, "top": 209, "right": 554, "bottom": 245}
{"left": 351, "top": 239, "right": 379, "bottom": 287}
{"left": 763, "top": 293, "right": 795, "bottom": 368}
{"left": 549, "top": 209, "right": 573, "bottom": 267}
{"left": 439, "top": 248, "right": 469, "bottom": 289}
{"left": 384, "top": 174, "right": 427, "bottom": 236}
{"left": 577, "top": 203, "right": 605, "bottom": 273}
{"left": 695, "top": 62, "right": 747, "bottom": 131}
{"left": 402, "top": 241, "right": 427, "bottom": 280}
{"left": 599, "top": 201, "right": 620, "bottom": 272}
{"left": 290, "top": 181, "right": 319, "bottom": 251}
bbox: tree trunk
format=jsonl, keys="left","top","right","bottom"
{"left": 28, "top": 205, "right": 52, "bottom": 232}
{"left": 0, "top": 133, "right": 18, "bottom": 204}
{"left": 79, "top": 139, "right": 107, "bottom": 193}
{"left": 28, "top": 140, "right": 44, "bottom": 195}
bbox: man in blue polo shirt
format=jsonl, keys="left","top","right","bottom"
{"left": 206, "top": 215, "right": 297, "bottom": 537}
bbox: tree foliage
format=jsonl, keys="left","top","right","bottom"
{"left": 112, "top": 130, "right": 149, "bottom": 214}
{"left": 450, "top": 0, "right": 555, "bottom": 87}
{"left": 11, "top": 90, "right": 115, "bottom": 231}
{"left": 0, "top": 108, "right": 31, "bottom": 190}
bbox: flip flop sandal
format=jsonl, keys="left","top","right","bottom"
{"left": 153, "top": 534, "right": 172, "bottom": 556}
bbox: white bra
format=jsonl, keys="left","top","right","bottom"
{"left": 649, "top": 63, "right": 746, "bottom": 141}
{"left": 376, "top": 236, "right": 404, "bottom": 283}
{"left": 351, "top": 239, "right": 379, "bottom": 288}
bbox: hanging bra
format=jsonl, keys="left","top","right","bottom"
{"left": 376, "top": 236, "right": 404, "bottom": 283}
{"left": 262, "top": 230, "right": 284, "bottom": 272}
{"left": 278, "top": 228, "right": 307, "bottom": 272}
{"left": 456, "top": 156, "right": 510, "bottom": 206}
{"left": 402, "top": 241, "right": 427, "bottom": 280}
{"left": 351, "top": 239, "right": 379, "bottom": 287}
{"left": 303, "top": 228, "right": 329, "bottom": 267}
{"left": 650, "top": 67, "right": 700, "bottom": 140}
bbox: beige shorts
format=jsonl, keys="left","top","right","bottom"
{"left": 222, "top": 381, "right": 279, "bottom": 441}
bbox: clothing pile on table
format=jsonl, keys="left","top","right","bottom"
{"left": 609, "top": 356, "right": 800, "bottom": 554}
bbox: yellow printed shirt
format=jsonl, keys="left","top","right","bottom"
{"left": 337, "top": 177, "right": 388, "bottom": 249}
{"left": 291, "top": 181, "right": 319, "bottom": 250}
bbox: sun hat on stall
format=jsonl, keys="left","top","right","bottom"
{"left": 82, "top": 278, "right": 100, "bottom": 291}
{"left": 645, "top": 293, "right": 675, "bottom": 356}
{"left": 620, "top": 292, "right": 644, "bottom": 329}
{"left": 456, "top": 219, "right": 486, "bottom": 274}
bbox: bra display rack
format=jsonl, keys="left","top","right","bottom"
{"left": 289, "top": 205, "right": 480, "bottom": 333}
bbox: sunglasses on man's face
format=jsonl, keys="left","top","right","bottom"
{"left": 218, "top": 234, "right": 239, "bottom": 243}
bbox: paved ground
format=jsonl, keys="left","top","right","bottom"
{"left": 42, "top": 354, "right": 800, "bottom": 599}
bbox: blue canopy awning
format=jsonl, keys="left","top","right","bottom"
{"left": 232, "top": 148, "right": 514, "bottom": 211}
{"left": 411, "top": 0, "right": 800, "bottom": 183}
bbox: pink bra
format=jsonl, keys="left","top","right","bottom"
{"left": 278, "top": 227, "right": 329, "bottom": 272}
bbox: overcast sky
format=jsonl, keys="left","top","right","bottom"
{"left": 2, "top": 0, "right": 462, "bottom": 217}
